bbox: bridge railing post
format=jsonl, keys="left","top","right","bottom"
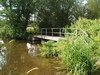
{"left": 52, "top": 28, "right": 53, "bottom": 36}
{"left": 41, "top": 28, "right": 42, "bottom": 35}
{"left": 46, "top": 28, "right": 47, "bottom": 36}
{"left": 59, "top": 28, "right": 61, "bottom": 37}
{"left": 65, "top": 28, "right": 66, "bottom": 37}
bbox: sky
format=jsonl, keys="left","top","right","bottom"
{"left": 82, "top": 0, "right": 87, "bottom": 4}
{"left": 0, "top": 6, "right": 4, "bottom": 10}
{"left": 0, "top": 7, "right": 2, "bottom": 10}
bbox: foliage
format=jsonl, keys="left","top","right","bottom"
{"left": 40, "top": 41, "right": 58, "bottom": 57}
{"left": 40, "top": 18, "right": 100, "bottom": 75}
{"left": 0, "top": 0, "right": 100, "bottom": 39}
{"left": 70, "top": 18, "right": 100, "bottom": 60}
{"left": 87, "top": 0, "right": 100, "bottom": 19}
{"left": 27, "top": 22, "right": 39, "bottom": 34}
{"left": 0, "top": 19, "right": 13, "bottom": 39}
{"left": 0, "top": 0, "right": 36, "bottom": 39}
{"left": 0, "top": 38, "right": 2, "bottom": 40}
{"left": 36, "top": 0, "right": 86, "bottom": 28}
{"left": 40, "top": 36, "right": 99, "bottom": 75}
{"left": 71, "top": 18, "right": 100, "bottom": 38}
{"left": 26, "top": 27, "right": 35, "bottom": 34}
{"left": 57, "top": 37, "right": 98, "bottom": 75}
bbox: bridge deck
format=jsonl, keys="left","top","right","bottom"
{"left": 33, "top": 35, "right": 66, "bottom": 41}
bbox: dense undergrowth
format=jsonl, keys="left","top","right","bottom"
{"left": 40, "top": 18, "right": 100, "bottom": 75}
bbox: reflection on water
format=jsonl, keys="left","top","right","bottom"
{"left": 0, "top": 40, "right": 4, "bottom": 44}
{"left": 0, "top": 40, "right": 66, "bottom": 75}
{"left": 27, "top": 43, "right": 37, "bottom": 57}
{"left": 0, "top": 56, "right": 6, "bottom": 70}
{"left": 0, "top": 41, "right": 7, "bottom": 70}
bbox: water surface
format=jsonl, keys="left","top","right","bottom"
{"left": 0, "top": 40, "right": 66, "bottom": 75}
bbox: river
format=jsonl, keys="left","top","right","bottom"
{"left": 0, "top": 40, "right": 66, "bottom": 75}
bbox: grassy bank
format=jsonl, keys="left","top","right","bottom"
{"left": 39, "top": 18, "right": 100, "bottom": 75}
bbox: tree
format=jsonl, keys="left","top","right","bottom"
{"left": 35, "top": 0, "right": 86, "bottom": 28}
{"left": 87, "top": 0, "right": 100, "bottom": 19}
{"left": 0, "top": 0, "right": 87, "bottom": 39}
{"left": 0, "top": 0, "right": 36, "bottom": 39}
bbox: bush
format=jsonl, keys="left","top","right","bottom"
{"left": 26, "top": 27, "right": 35, "bottom": 34}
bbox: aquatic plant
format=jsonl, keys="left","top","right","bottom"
{"left": 40, "top": 41, "right": 58, "bottom": 57}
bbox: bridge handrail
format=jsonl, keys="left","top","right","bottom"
{"left": 39, "top": 28, "right": 88, "bottom": 37}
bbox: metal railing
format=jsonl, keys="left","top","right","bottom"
{"left": 38, "top": 28, "right": 88, "bottom": 37}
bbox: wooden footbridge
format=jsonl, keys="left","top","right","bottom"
{"left": 33, "top": 28, "right": 88, "bottom": 41}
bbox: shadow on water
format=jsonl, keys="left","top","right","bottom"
{"left": 0, "top": 40, "right": 66, "bottom": 75}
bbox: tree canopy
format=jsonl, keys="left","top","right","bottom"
{"left": 35, "top": 0, "right": 86, "bottom": 28}
{"left": 0, "top": 0, "right": 36, "bottom": 39}
{"left": 0, "top": 0, "right": 99, "bottom": 39}
{"left": 87, "top": 0, "right": 100, "bottom": 19}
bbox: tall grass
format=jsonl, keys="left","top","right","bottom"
{"left": 40, "top": 36, "right": 98, "bottom": 75}
{"left": 39, "top": 18, "right": 100, "bottom": 75}
{"left": 57, "top": 36, "right": 98, "bottom": 75}
{"left": 71, "top": 18, "right": 100, "bottom": 38}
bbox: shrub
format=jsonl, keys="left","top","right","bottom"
{"left": 26, "top": 27, "right": 35, "bottom": 34}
